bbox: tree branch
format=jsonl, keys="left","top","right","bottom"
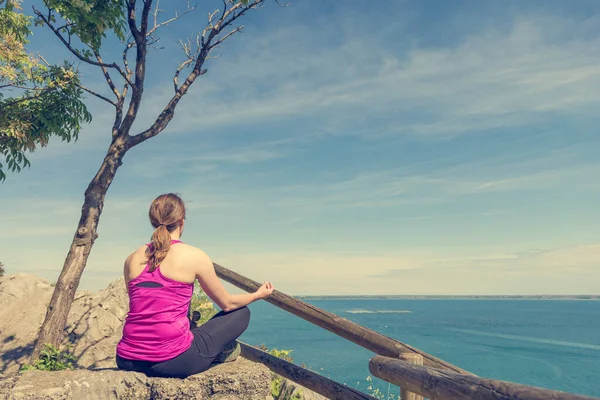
{"left": 130, "top": 0, "right": 265, "bottom": 147}
{"left": 122, "top": 39, "right": 135, "bottom": 78}
{"left": 147, "top": 0, "right": 196, "bottom": 37}
{"left": 173, "top": 58, "right": 196, "bottom": 92}
{"left": 93, "top": 51, "right": 121, "bottom": 99}
{"left": 140, "top": 0, "right": 153, "bottom": 37}
{"left": 76, "top": 84, "right": 117, "bottom": 107}
{"left": 126, "top": 0, "right": 142, "bottom": 42}
{"left": 0, "top": 84, "right": 45, "bottom": 91}
{"left": 119, "top": 0, "right": 153, "bottom": 136}
{"left": 210, "top": 25, "right": 243, "bottom": 49}
{"left": 33, "top": 7, "right": 133, "bottom": 87}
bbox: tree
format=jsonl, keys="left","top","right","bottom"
{"left": 30, "top": 0, "right": 267, "bottom": 361}
{"left": 0, "top": 0, "right": 91, "bottom": 181}
{"left": 0, "top": 261, "right": 5, "bottom": 276}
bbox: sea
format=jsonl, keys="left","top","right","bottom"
{"left": 239, "top": 299, "right": 600, "bottom": 398}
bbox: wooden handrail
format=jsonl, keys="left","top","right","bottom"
{"left": 214, "top": 263, "right": 472, "bottom": 375}
{"left": 369, "top": 356, "right": 600, "bottom": 400}
{"left": 240, "top": 342, "right": 376, "bottom": 400}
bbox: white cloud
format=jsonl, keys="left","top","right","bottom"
{"left": 200, "top": 158, "right": 600, "bottom": 211}
{"left": 7, "top": 240, "right": 598, "bottom": 294}
{"left": 205, "top": 242, "right": 600, "bottom": 295}
{"left": 156, "top": 16, "right": 600, "bottom": 137}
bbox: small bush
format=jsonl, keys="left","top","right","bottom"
{"left": 189, "top": 282, "right": 217, "bottom": 326}
{"left": 258, "top": 345, "right": 295, "bottom": 398}
{"left": 365, "top": 376, "right": 397, "bottom": 400}
{"left": 20, "top": 344, "right": 77, "bottom": 372}
{"left": 0, "top": 261, "right": 5, "bottom": 277}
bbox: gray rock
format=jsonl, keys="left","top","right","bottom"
{"left": 0, "top": 358, "right": 270, "bottom": 400}
{"left": 0, "top": 274, "right": 270, "bottom": 399}
{"left": 277, "top": 378, "right": 329, "bottom": 400}
{"left": 0, "top": 274, "right": 210, "bottom": 373}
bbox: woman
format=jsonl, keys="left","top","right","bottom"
{"left": 116, "top": 193, "right": 274, "bottom": 378}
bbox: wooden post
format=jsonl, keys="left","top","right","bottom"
{"left": 399, "top": 353, "right": 423, "bottom": 400}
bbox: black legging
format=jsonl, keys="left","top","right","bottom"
{"left": 116, "top": 306, "right": 250, "bottom": 378}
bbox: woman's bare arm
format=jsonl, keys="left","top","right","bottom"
{"left": 193, "top": 248, "right": 273, "bottom": 312}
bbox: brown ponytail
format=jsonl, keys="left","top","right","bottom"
{"left": 147, "top": 193, "right": 186, "bottom": 271}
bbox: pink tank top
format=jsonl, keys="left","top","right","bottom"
{"left": 116, "top": 240, "right": 194, "bottom": 362}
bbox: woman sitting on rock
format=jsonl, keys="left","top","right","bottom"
{"left": 116, "top": 193, "right": 274, "bottom": 378}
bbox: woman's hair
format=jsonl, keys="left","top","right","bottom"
{"left": 148, "top": 193, "right": 186, "bottom": 271}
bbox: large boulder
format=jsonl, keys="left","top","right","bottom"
{"left": 0, "top": 274, "right": 271, "bottom": 399}
{"left": 0, "top": 274, "right": 129, "bottom": 373}
{"left": 0, "top": 274, "right": 55, "bottom": 373}
{"left": 0, "top": 358, "right": 271, "bottom": 399}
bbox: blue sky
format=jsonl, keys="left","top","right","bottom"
{"left": 2, "top": 0, "right": 600, "bottom": 294}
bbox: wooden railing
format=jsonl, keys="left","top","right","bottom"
{"left": 214, "top": 263, "right": 600, "bottom": 400}
{"left": 240, "top": 341, "right": 376, "bottom": 400}
{"left": 369, "top": 356, "right": 599, "bottom": 400}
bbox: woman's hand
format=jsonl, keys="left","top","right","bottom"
{"left": 256, "top": 281, "right": 274, "bottom": 299}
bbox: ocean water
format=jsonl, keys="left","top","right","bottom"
{"left": 240, "top": 299, "right": 600, "bottom": 397}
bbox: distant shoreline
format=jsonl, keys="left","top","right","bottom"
{"left": 294, "top": 295, "right": 600, "bottom": 300}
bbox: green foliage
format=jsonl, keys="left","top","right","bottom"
{"left": 38, "top": 0, "right": 127, "bottom": 52}
{"left": 0, "top": 1, "right": 30, "bottom": 39}
{"left": 1, "top": 0, "right": 34, "bottom": 84}
{"left": 271, "top": 375, "right": 283, "bottom": 398}
{"left": 189, "top": 281, "right": 217, "bottom": 325}
{"left": 364, "top": 376, "right": 397, "bottom": 400}
{"left": 0, "top": 261, "right": 4, "bottom": 277}
{"left": 258, "top": 345, "right": 295, "bottom": 398}
{"left": 0, "top": 0, "right": 91, "bottom": 181}
{"left": 20, "top": 344, "right": 77, "bottom": 372}
{"left": 1, "top": 0, "right": 262, "bottom": 182}
{"left": 260, "top": 346, "right": 294, "bottom": 362}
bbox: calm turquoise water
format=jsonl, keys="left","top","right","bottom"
{"left": 240, "top": 299, "right": 600, "bottom": 397}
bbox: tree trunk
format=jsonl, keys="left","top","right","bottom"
{"left": 31, "top": 135, "right": 129, "bottom": 361}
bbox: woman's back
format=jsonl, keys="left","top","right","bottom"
{"left": 124, "top": 241, "right": 201, "bottom": 285}
{"left": 117, "top": 240, "right": 195, "bottom": 362}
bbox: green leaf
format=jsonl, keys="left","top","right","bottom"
{"left": 41, "top": 0, "right": 127, "bottom": 51}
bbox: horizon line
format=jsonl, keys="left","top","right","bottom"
{"left": 292, "top": 294, "right": 600, "bottom": 298}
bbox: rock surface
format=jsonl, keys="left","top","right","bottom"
{"left": 278, "top": 379, "right": 329, "bottom": 400}
{"left": 0, "top": 274, "right": 129, "bottom": 373}
{"left": 0, "top": 274, "right": 271, "bottom": 399}
{"left": 0, "top": 358, "right": 271, "bottom": 399}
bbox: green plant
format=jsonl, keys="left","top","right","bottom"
{"left": 189, "top": 282, "right": 217, "bottom": 326}
{"left": 0, "top": 0, "right": 92, "bottom": 182}
{"left": 20, "top": 344, "right": 77, "bottom": 372}
{"left": 0, "top": 261, "right": 4, "bottom": 277}
{"left": 258, "top": 345, "right": 295, "bottom": 399}
{"left": 263, "top": 346, "right": 294, "bottom": 362}
{"left": 365, "top": 376, "right": 397, "bottom": 400}
{"left": 271, "top": 375, "right": 284, "bottom": 398}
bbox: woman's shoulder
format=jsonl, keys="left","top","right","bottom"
{"left": 174, "top": 242, "right": 209, "bottom": 256}
{"left": 172, "top": 242, "right": 212, "bottom": 263}
{"left": 124, "top": 245, "right": 150, "bottom": 266}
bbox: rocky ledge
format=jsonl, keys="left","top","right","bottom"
{"left": 0, "top": 358, "right": 271, "bottom": 400}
